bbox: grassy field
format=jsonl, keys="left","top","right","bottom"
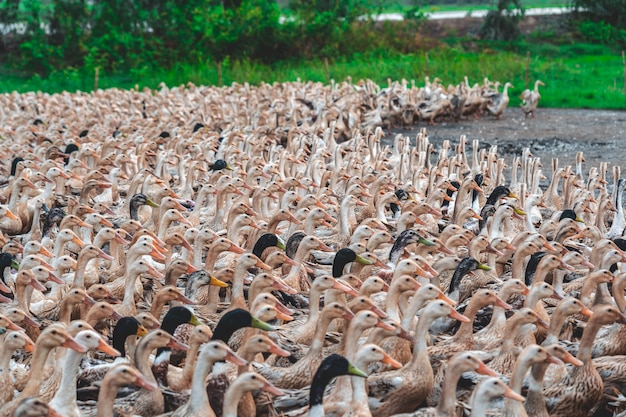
{"left": 1, "top": 46, "right": 623, "bottom": 110}
{"left": 373, "top": 0, "right": 567, "bottom": 14}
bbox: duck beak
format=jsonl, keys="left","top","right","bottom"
{"left": 332, "top": 280, "right": 359, "bottom": 297}
{"left": 228, "top": 243, "right": 246, "bottom": 254}
{"left": 150, "top": 248, "right": 167, "bottom": 262}
{"left": 72, "top": 236, "right": 86, "bottom": 247}
{"left": 551, "top": 291, "right": 563, "bottom": 301}
{"left": 276, "top": 238, "right": 286, "bottom": 251}
{"left": 111, "top": 311, "right": 123, "bottom": 321}
{"left": 10, "top": 259, "right": 20, "bottom": 270}
{"left": 225, "top": 350, "right": 248, "bottom": 366}
{"left": 179, "top": 238, "right": 193, "bottom": 252}
{"left": 376, "top": 318, "right": 394, "bottom": 330}
{"left": 545, "top": 354, "right": 564, "bottom": 365}
{"left": 268, "top": 341, "right": 291, "bottom": 357}
{"left": 317, "top": 241, "right": 334, "bottom": 252}
{"left": 261, "top": 381, "right": 285, "bottom": 396}
{"left": 503, "top": 386, "right": 526, "bottom": 402}
{"left": 186, "top": 264, "right": 199, "bottom": 274}
{"left": 580, "top": 305, "right": 593, "bottom": 317}
{"left": 397, "top": 327, "right": 416, "bottom": 343}
{"left": 63, "top": 336, "right": 88, "bottom": 353}
{"left": 4, "top": 209, "right": 18, "bottom": 220}
{"left": 136, "top": 325, "right": 149, "bottom": 337}
{"left": 252, "top": 316, "right": 276, "bottom": 331}
{"left": 355, "top": 254, "right": 373, "bottom": 266}
{"left": 83, "top": 295, "right": 97, "bottom": 306}
{"left": 147, "top": 265, "right": 165, "bottom": 280}
{"left": 38, "top": 246, "right": 54, "bottom": 258}
{"left": 618, "top": 312, "right": 626, "bottom": 325}
{"left": 99, "top": 217, "right": 114, "bottom": 227}
{"left": 543, "top": 242, "right": 558, "bottom": 252}
{"left": 574, "top": 216, "right": 585, "bottom": 223}
{"left": 0, "top": 280, "right": 12, "bottom": 294}
{"left": 47, "top": 272, "right": 65, "bottom": 285}
{"left": 513, "top": 207, "right": 526, "bottom": 216}
{"left": 189, "top": 315, "right": 203, "bottom": 326}
{"left": 448, "top": 309, "right": 470, "bottom": 322}
{"left": 23, "top": 337, "right": 36, "bottom": 353}
{"left": 535, "top": 317, "right": 550, "bottom": 329}
{"left": 437, "top": 244, "right": 454, "bottom": 256}
{"left": 486, "top": 244, "right": 504, "bottom": 257}
{"left": 381, "top": 352, "right": 402, "bottom": 369}
{"left": 275, "top": 309, "right": 294, "bottom": 322}
{"left": 561, "top": 351, "right": 584, "bottom": 366}
{"left": 166, "top": 337, "right": 189, "bottom": 351}
{"left": 97, "top": 249, "right": 115, "bottom": 261}
{"left": 494, "top": 296, "right": 512, "bottom": 310}
{"left": 77, "top": 219, "right": 93, "bottom": 229}
{"left": 97, "top": 337, "right": 121, "bottom": 357}
{"left": 133, "top": 373, "right": 158, "bottom": 391}
{"left": 30, "top": 277, "right": 47, "bottom": 292}
{"left": 418, "top": 236, "right": 435, "bottom": 246}
{"left": 114, "top": 234, "right": 130, "bottom": 245}
{"left": 255, "top": 259, "right": 272, "bottom": 271}
{"left": 347, "top": 363, "right": 368, "bottom": 378}
{"left": 581, "top": 259, "right": 595, "bottom": 269}
{"left": 437, "top": 291, "right": 457, "bottom": 306}
{"left": 272, "top": 278, "right": 298, "bottom": 295}
{"left": 0, "top": 294, "right": 11, "bottom": 303}
{"left": 5, "top": 320, "right": 22, "bottom": 331}
{"left": 21, "top": 315, "right": 39, "bottom": 328}
{"left": 477, "top": 263, "right": 491, "bottom": 271}
{"left": 145, "top": 198, "right": 160, "bottom": 208}
{"left": 475, "top": 360, "right": 499, "bottom": 377}
{"left": 177, "top": 293, "right": 195, "bottom": 305}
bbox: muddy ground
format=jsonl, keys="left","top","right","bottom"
{"left": 390, "top": 107, "right": 626, "bottom": 171}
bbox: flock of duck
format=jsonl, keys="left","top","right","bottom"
{"left": 0, "top": 76, "right": 612, "bottom": 417}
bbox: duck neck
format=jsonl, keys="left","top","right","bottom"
{"left": 150, "top": 294, "right": 168, "bottom": 318}
{"left": 188, "top": 353, "right": 218, "bottom": 416}
{"left": 401, "top": 294, "right": 429, "bottom": 331}
{"left": 310, "top": 312, "right": 338, "bottom": 354}
{"left": 525, "top": 362, "right": 550, "bottom": 417}
{"left": 453, "top": 299, "right": 481, "bottom": 345}
{"left": 58, "top": 297, "right": 76, "bottom": 325}
{"left": 577, "top": 316, "right": 604, "bottom": 363}
{"left": 614, "top": 279, "right": 626, "bottom": 313}
{"left": 22, "top": 343, "right": 55, "bottom": 396}
{"left": 231, "top": 263, "right": 248, "bottom": 309}
{"left": 222, "top": 382, "right": 248, "bottom": 417}
{"left": 134, "top": 342, "right": 158, "bottom": 384}
{"left": 0, "top": 343, "right": 15, "bottom": 373}
{"left": 71, "top": 252, "right": 94, "bottom": 289}
{"left": 543, "top": 306, "right": 568, "bottom": 346}
{"left": 181, "top": 341, "right": 202, "bottom": 388}
{"left": 49, "top": 345, "right": 85, "bottom": 410}
{"left": 121, "top": 270, "right": 140, "bottom": 316}
{"left": 97, "top": 381, "right": 124, "bottom": 417}
{"left": 436, "top": 362, "right": 467, "bottom": 415}
{"left": 385, "top": 283, "right": 404, "bottom": 322}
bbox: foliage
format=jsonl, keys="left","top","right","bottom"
{"left": 479, "top": 0, "right": 525, "bottom": 41}
{"left": 569, "top": 0, "right": 626, "bottom": 29}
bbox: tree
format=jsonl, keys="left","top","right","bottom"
{"left": 479, "top": 0, "right": 525, "bottom": 41}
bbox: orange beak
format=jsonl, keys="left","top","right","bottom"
{"left": 332, "top": 279, "right": 359, "bottom": 297}
{"left": 23, "top": 337, "right": 36, "bottom": 353}
{"left": 225, "top": 351, "right": 248, "bottom": 366}
{"left": 72, "top": 236, "right": 86, "bottom": 247}
{"left": 150, "top": 248, "right": 167, "bottom": 262}
{"left": 97, "top": 337, "right": 121, "bottom": 357}
{"left": 268, "top": 341, "right": 291, "bottom": 357}
{"left": 376, "top": 318, "right": 394, "bottom": 330}
{"left": 580, "top": 305, "right": 593, "bottom": 317}
{"left": 97, "top": 249, "right": 115, "bottom": 261}
{"left": 475, "top": 360, "right": 499, "bottom": 377}
{"left": 186, "top": 263, "right": 199, "bottom": 274}
{"left": 147, "top": 265, "right": 165, "bottom": 280}
{"left": 4, "top": 209, "right": 18, "bottom": 220}
{"left": 381, "top": 352, "right": 402, "bottom": 369}
{"left": 494, "top": 296, "right": 512, "bottom": 310}
{"left": 38, "top": 246, "right": 54, "bottom": 258}
{"left": 255, "top": 259, "right": 272, "bottom": 271}
{"left": 436, "top": 291, "right": 457, "bottom": 307}
{"left": 503, "top": 386, "right": 525, "bottom": 402}
{"left": 228, "top": 243, "right": 246, "bottom": 254}
{"left": 62, "top": 336, "right": 88, "bottom": 353}
{"left": 166, "top": 337, "right": 189, "bottom": 351}
{"left": 448, "top": 309, "right": 471, "bottom": 323}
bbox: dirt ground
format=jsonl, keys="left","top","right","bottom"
{"left": 390, "top": 107, "right": 626, "bottom": 170}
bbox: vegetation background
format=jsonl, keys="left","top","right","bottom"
{"left": 0, "top": 0, "right": 625, "bottom": 109}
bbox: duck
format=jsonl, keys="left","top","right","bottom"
{"left": 170, "top": 340, "right": 247, "bottom": 417}
{"left": 307, "top": 354, "right": 367, "bottom": 417}
{"left": 404, "top": 352, "right": 497, "bottom": 417}
{"left": 48, "top": 330, "right": 120, "bottom": 417}
{"left": 222, "top": 372, "right": 284, "bottom": 417}
{"left": 12, "top": 397, "right": 62, "bottom": 417}
{"left": 485, "top": 82, "right": 513, "bottom": 119}
{"left": 544, "top": 305, "right": 626, "bottom": 417}
{"left": 367, "top": 300, "right": 470, "bottom": 416}
{"left": 467, "top": 377, "right": 525, "bottom": 417}
{"left": 520, "top": 80, "right": 544, "bottom": 118}
{"left": 0, "top": 331, "right": 34, "bottom": 407}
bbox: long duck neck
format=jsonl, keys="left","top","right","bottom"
{"left": 49, "top": 345, "right": 85, "bottom": 410}
{"left": 437, "top": 362, "right": 467, "bottom": 415}
{"left": 21, "top": 343, "right": 55, "bottom": 396}
{"left": 188, "top": 353, "right": 218, "bottom": 416}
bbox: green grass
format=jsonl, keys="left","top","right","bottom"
{"left": 1, "top": 46, "right": 624, "bottom": 110}
{"left": 377, "top": 1, "right": 567, "bottom": 14}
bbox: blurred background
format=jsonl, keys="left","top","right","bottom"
{"left": 0, "top": 0, "right": 623, "bottom": 109}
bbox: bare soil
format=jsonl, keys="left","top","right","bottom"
{"left": 391, "top": 107, "right": 626, "bottom": 169}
